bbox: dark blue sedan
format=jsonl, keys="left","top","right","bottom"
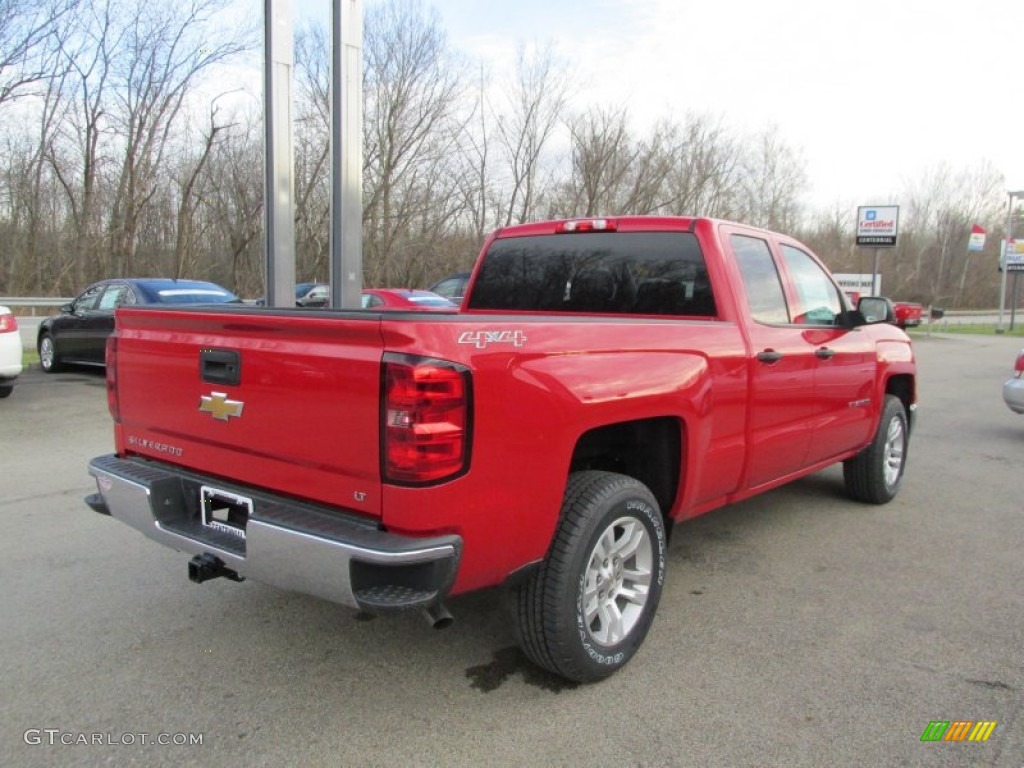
{"left": 37, "top": 278, "right": 239, "bottom": 372}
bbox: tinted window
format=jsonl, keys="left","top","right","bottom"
{"left": 153, "top": 289, "right": 236, "bottom": 304}
{"left": 133, "top": 281, "right": 238, "bottom": 304}
{"left": 780, "top": 245, "right": 843, "bottom": 325}
{"left": 74, "top": 284, "right": 105, "bottom": 312}
{"left": 468, "top": 232, "right": 715, "bottom": 317}
{"left": 98, "top": 284, "right": 130, "bottom": 310}
{"left": 431, "top": 277, "right": 466, "bottom": 300}
{"left": 731, "top": 235, "right": 789, "bottom": 324}
{"left": 408, "top": 296, "right": 455, "bottom": 308}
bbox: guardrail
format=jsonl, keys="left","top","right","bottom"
{"left": 1, "top": 297, "right": 73, "bottom": 316}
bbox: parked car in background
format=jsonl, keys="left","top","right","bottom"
{"left": 0, "top": 306, "right": 23, "bottom": 397}
{"left": 1004, "top": 349, "right": 1024, "bottom": 414}
{"left": 893, "top": 301, "right": 923, "bottom": 329}
{"left": 361, "top": 289, "right": 457, "bottom": 311}
{"left": 295, "top": 282, "right": 330, "bottom": 307}
{"left": 38, "top": 279, "right": 240, "bottom": 373}
{"left": 427, "top": 272, "right": 471, "bottom": 305}
{"left": 254, "top": 282, "right": 330, "bottom": 308}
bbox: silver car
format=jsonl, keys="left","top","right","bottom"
{"left": 1004, "top": 349, "right": 1024, "bottom": 414}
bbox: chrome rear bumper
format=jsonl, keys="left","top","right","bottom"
{"left": 87, "top": 454, "right": 461, "bottom": 612}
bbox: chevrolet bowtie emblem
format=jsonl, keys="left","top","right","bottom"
{"left": 199, "top": 392, "right": 244, "bottom": 421}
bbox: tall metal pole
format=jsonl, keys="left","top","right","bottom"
{"left": 872, "top": 248, "right": 881, "bottom": 294}
{"left": 264, "top": 0, "right": 295, "bottom": 307}
{"left": 330, "top": 0, "right": 363, "bottom": 309}
{"left": 998, "top": 190, "right": 1024, "bottom": 333}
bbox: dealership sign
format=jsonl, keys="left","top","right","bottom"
{"left": 856, "top": 205, "right": 899, "bottom": 247}
{"left": 1002, "top": 239, "right": 1024, "bottom": 272}
{"left": 833, "top": 273, "right": 880, "bottom": 296}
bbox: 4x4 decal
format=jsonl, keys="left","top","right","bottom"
{"left": 457, "top": 330, "right": 527, "bottom": 349}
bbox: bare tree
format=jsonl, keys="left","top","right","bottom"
{"left": 736, "top": 124, "right": 806, "bottom": 231}
{"left": 452, "top": 62, "right": 494, "bottom": 242}
{"left": 362, "top": 0, "right": 467, "bottom": 286}
{"left": 105, "top": 0, "right": 253, "bottom": 274}
{"left": 0, "top": 0, "right": 77, "bottom": 106}
{"left": 896, "top": 163, "right": 1003, "bottom": 307}
{"left": 493, "top": 41, "right": 569, "bottom": 226}
{"left": 202, "top": 113, "right": 264, "bottom": 295}
{"left": 172, "top": 96, "right": 236, "bottom": 277}
{"left": 563, "top": 106, "right": 635, "bottom": 216}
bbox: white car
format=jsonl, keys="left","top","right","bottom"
{"left": 0, "top": 306, "right": 23, "bottom": 398}
{"left": 1004, "top": 349, "right": 1024, "bottom": 414}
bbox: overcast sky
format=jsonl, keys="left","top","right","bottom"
{"left": 293, "top": 0, "right": 1023, "bottom": 210}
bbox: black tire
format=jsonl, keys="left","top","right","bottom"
{"left": 0, "top": 384, "right": 12, "bottom": 398}
{"left": 510, "top": 471, "right": 667, "bottom": 683}
{"left": 38, "top": 333, "right": 64, "bottom": 373}
{"left": 844, "top": 394, "right": 909, "bottom": 504}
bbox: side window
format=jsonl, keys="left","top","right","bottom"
{"left": 730, "top": 235, "right": 789, "bottom": 324}
{"left": 362, "top": 294, "right": 383, "bottom": 309}
{"left": 73, "top": 284, "right": 105, "bottom": 312}
{"left": 98, "top": 284, "right": 128, "bottom": 310}
{"left": 433, "top": 278, "right": 462, "bottom": 300}
{"left": 780, "top": 245, "right": 843, "bottom": 326}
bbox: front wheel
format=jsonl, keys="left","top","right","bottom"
{"left": 38, "top": 334, "right": 64, "bottom": 373}
{"left": 510, "top": 471, "right": 667, "bottom": 683}
{"left": 843, "top": 394, "right": 909, "bottom": 504}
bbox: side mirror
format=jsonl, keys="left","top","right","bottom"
{"left": 857, "top": 296, "right": 896, "bottom": 325}
{"left": 61, "top": 302, "right": 74, "bottom": 313}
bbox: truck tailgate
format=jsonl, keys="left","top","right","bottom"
{"left": 112, "top": 307, "right": 385, "bottom": 518}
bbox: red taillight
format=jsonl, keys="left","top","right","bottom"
{"left": 1015, "top": 351, "right": 1024, "bottom": 377}
{"left": 106, "top": 336, "right": 120, "bottom": 423}
{"left": 0, "top": 314, "right": 17, "bottom": 332}
{"left": 555, "top": 218, "right": 618, "bottom": 233}
{"left": 382, "top": 355, "right": 471, "bottom": 485}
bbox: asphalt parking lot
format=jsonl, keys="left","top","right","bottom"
{"left": 1, "top": 333, "right": 1021, "bottom": 768}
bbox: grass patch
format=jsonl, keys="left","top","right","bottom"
{"left": 22, "top": 348, "right": 39, "bottom": 366}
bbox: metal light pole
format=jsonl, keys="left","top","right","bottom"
{"left": 998, "top": 190, "right": 1024, "bottom": 332}
{"left": 329, "top": 0, "right": 363, "bottom": 309}
{"left": 264, "top": 0, "right": 295, "bottom": 308}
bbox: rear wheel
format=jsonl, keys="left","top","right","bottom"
{"left": 0, "top": 384, "right": 12, "bottom": 398}
{"left": 844, "top": 394, "right": 908, "bottom": 504}
{"left": 39, "top": 334, "right": 64, "bottom": 373}
{"left": 510, "top": 471, "right": 666, "bottom": 683}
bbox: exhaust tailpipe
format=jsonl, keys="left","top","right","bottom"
{"left": 423, "top": 602, "right": 453, "bottom": 629}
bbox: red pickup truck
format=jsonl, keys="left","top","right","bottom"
{"left": 86, "top": 216, "right": 917, "bottom": 682}
{"left": 893, "top": 301, "right": 923, "bottom": 329}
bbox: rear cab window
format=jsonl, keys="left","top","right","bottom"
{"left": 466, "top": 232, "right": 716, "bottom": 317}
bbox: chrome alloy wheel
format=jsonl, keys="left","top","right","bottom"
{"left": 582, "top": 516, "right": 653, "bottom": 646}
{"left": 883, "top": 415, "right": 906, "bottom": 488}
{"left": 40, "top": 336, "right": 55, "bottom": 370}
